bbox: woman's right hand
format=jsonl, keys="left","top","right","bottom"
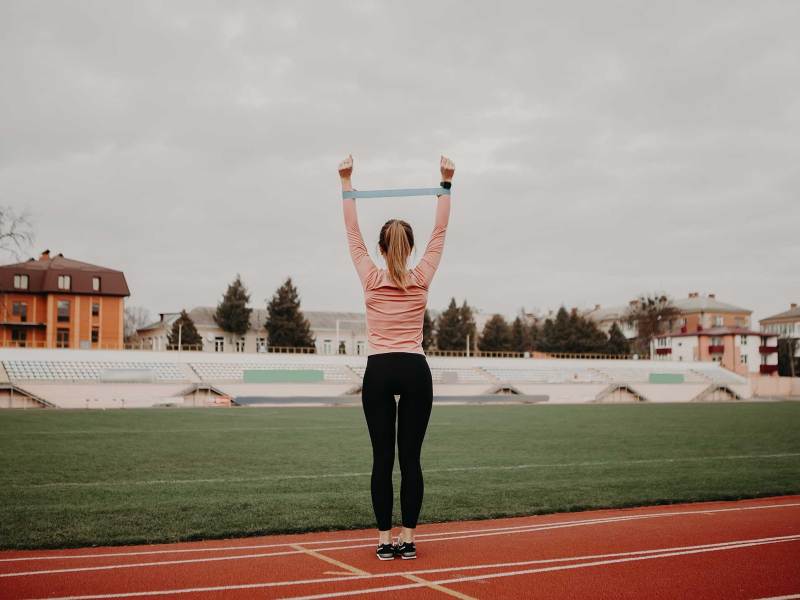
{"left": 440, "top": 155, "right": 455, "bottom": 182}
{"left": 338, "top": 154, "right": 353, "bottom": 184}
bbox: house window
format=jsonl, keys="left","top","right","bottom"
{"left": 356, "top": 341, "right": 365, "bottom": 355}
{"left": 710, "top": 336, "right": 723, "bottom": 346}
{"left": 323, "top": 339, "right": 332, "bottom": 354}
{"left": 256, "top": 337, "right": 267, "bottom": 352}
{"left": 740, "top": 354, "right": 748, "bottom": 364}
{"left": 214, "top": 337, "right": 224, "bottom": 352}
{"left": 713, "top": 316, "right": 724, "bottom": 327}
{"left": 58, "top": 275, "right": 71, "bottom": 290}
{"left": 12, "top": 302, "right": 28, "bottom": 322}
{"left": 57, "top": 300, "right": 70, "bottom": 322}
{"left": 740, "top": 335, "right": 747, "bottom": 345}
{"left": 92, "top": 277, "right": 101, "bottom": 291}
{"left": 11, "top": 328, "right": 27, "bottom": 347}
{"left": 235, "top": 337, "right": 246, "bottom": 352}
{"left": 56, "top": 328, "right": 70, "bottom": 348}
{"left": 92, "top": 302, "right": 100, "bottom": 317}
{"left": 13, "top": 274, "right": 29, "bottom": 289}
{"left": 91, "top": 327, "right": 99, "bottom": 344}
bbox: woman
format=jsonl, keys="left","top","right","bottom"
{"left": 338, "top": 154, "right": 455, "bottom": 560}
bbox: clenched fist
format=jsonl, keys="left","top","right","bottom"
{"left": 440, "top": 155, "right": 455, "bottom": 182}
{"left": 338, "top": 154, "right": 353, "bottom": 180}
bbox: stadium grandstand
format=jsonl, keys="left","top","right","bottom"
{"left": 0, "top": 348, "right": 761, "bottom": 409}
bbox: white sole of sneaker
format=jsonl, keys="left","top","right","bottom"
{"left": 377, "top": 555, "right": 395, "bottom": 560}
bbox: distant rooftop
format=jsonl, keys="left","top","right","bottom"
{"left": 672, "top": 293, "right": 750, "bottom": 315}
{"left": 760, "top": 303, "right": 800, "bottom": 323}
{"left": 0, "top": 249, "right": 130, "bottom": 296}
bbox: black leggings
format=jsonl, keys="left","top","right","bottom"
{"left": 361, "top": 352, "right": 433, "bottom": 530}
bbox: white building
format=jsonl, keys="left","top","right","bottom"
{"left": 760, "top": 303, "right": 800, "bottom": 359}
{"left": 583, "top": 302, "right": 638, "bottom": 339}
{"left": 651, "top": 327, "right": 779, "bottom": 376}
{"left": 137, "top": 307, "right": 368, "bottom": 355}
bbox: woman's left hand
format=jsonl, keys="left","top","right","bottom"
{"left": 440, "top": 155, "right": 455, "bottom": 182}
{"left": 338, "top": 154, "right": 354, "bottom": 182}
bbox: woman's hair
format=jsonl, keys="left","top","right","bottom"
{"left": 378, "top": 219, "right": 414, "bottom": 290}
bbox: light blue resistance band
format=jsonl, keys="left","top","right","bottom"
{"left": 342, "top": 187, "right": 450, "bottom": 199}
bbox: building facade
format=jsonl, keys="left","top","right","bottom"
{"left": 651, "top": 328, "right": 779, "bottom": 376}
{"left": 666, "top": 292, "right": 752, "bottom": 334}
{"left": 760, "top": 303, "right": 800, "bottom": 365}
{"left": 137, "top": 307, "right": 369, "bottom": 355}
{"left": 0, "top": 250, "right": 129, "bottom": 349}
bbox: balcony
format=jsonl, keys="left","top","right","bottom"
{"left": 655, "top": 348, "right": 672, "bottom": 355}
{"left": 759, "top": 345, "right": 778, "bottom": 354}
{"left": 760, "top": 364, "right": 779, "bottom": 375}
{"left": 708, "top": 345, "right": 725, "bottom": 354}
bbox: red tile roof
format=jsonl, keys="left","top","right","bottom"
{"left": 0, "top": 251, "right": 130, "bottom": 296}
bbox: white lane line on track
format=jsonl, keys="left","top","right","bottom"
{"left": 752, "top": 595, "right": 800, "bottom": 599}
{"left": 2, "top": 501, "right": 798, "bottom": 569}
{"left": 274, "top": 536, "right": 800, "bottom": 600}
{"left": 13, "top": 452, "right": 800, "bottom": 488}
{"left": 22, "top": 535, "right": 800, "bottom": 600}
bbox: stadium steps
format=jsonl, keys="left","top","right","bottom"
{"left": 0, "top": 362, "right": 9, "bottom": 384}
{"left": 0, "top": 383, "right": 56, "bottom": 408}
{"left": 476, "top": 366, "right": 500, "bottom": 383}
{"left": 177, "top": 362, "right": 202, "bottom": 383}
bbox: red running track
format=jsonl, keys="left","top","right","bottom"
{"left": 1, "top": 495, "right": 799, "bottom": 599}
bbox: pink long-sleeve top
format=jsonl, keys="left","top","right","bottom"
{"left": 343, "top": 193, "right": 451, "bottom": 356}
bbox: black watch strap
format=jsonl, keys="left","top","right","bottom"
{"left": 440, "top": 181, "right": 452, "bottom": 190}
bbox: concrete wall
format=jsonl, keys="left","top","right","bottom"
{"left": 749, "top": 375, "right": 800, "bottom": 397}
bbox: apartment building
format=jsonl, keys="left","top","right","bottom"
{"left": 760, "top": 303, "right": 800, "bottom": 360}
{"left": 0, "top": 250, "right": 130, "bottom": 349}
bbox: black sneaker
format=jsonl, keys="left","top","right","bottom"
{"left": 394, "top": 540, "right": 416, "bottom": 559}
{"left": 376, "top": 542, "right": 396, "bottom": 560}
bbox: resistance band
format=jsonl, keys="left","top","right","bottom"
{"left": 342, "top": 187, "right": 450, "bottom": 199}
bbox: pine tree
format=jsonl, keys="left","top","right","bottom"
{"left": 606, "top": 322, "right": 631, "bottom": 355}
{"left": 459, "top": 300, "right": 477, "bottom": 351}
{"left": 213, "top": 274, "right": 252, "bottom": 339}
{"left": 511, "top": 313, "right": 538, "bottom": 352}
{"left": 167, "top": 310, "right": 203, "bottom": 350}
{"left": 435, "top": 298, "right": 463, "bottom": 350}
{"left": 538, "top": 306, "right": 608, "bottom": 354}
{"left": 265, "top": 277, "right": 315, "bottom": 349}
{"left": 422, "top": 309, "right": 435, "bottom": 350}
{"left": 479, "top": 314, "right": 513, "bottom": 351}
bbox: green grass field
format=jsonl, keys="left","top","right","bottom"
{"left": 1, "top": 402, "right": 799, "bottom": 550}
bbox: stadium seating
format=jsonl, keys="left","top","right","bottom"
{"left": 0, "top": 348, "right": 756, "bottom": 408}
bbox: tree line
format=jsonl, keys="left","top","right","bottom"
{"left": 167, "top": 275, "right": 315, "bottom": 350}
{"left": 163, "top": 276, "right": 685, "bottom": 357}
{"left": 430, "top": 299, "right": 631, "bottom": 355}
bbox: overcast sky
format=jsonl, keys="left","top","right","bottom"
{"left": 1, "top": 0, "right": 798, "bottom": 324}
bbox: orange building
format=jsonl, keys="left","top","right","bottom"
{"left": 0, "top": 250, "right": 130, "bottom": 349}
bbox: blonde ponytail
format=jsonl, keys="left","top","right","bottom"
{"left": 379, "top": 219, "right": 414, "bottom": 291}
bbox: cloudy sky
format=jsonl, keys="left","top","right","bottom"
{"left": 1, "top": 0, "right": 798, "bottom": 324}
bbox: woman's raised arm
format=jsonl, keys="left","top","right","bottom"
{"left": 339, "top": 154, "right": 377, "bottom": 288}
{"left": 414, "top": 156, "right": 455, "bottom": 288}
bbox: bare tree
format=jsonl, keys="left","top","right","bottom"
{"left": 124, "top": 306, "right": 153, "bottom": 343}
{"left": 0, "top": 206, "right": 35, "bottom": 260}
{"left": 624, "top": 294, "right": 680, "bottom": 357}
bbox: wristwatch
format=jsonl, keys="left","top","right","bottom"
{"left": 440, "top": 181, "right": 452, "bottom": 190}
